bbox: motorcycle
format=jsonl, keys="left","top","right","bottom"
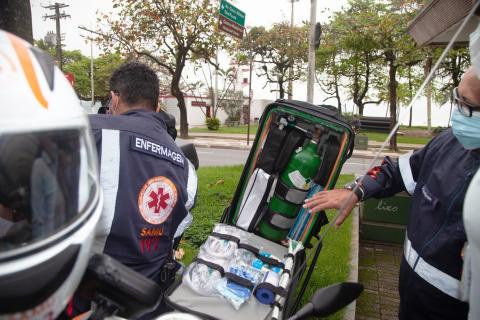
{"left": 79, "top": 252, "right": 363, "bottom": 320}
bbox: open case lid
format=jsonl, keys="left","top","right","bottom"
{"left": 222, "top": 100, "right": 355, "bottom": 244}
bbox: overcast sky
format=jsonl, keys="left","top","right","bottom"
{"left": 30, "top": 0, "right": 349, "bottom": 56}
{"left": 29, "top": 0, "right": 350, "bottom": 102}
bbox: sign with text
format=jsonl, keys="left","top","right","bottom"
{"left": 218, "top": 15, "right": 244, "bottom": 40}
{"left": 218, "top": 0, "right": 245, "bottom": 40}
{"left": 191, "top": 101, "right": 207, "bottom": 107}
{"left": 219, "top": 0, "right": 245, "bottom": 27}
{"left": 361, "top": 193, "right": 410, "bottom": 225}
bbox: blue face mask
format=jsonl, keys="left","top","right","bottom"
{"left": 451, "top": 109, "right": 480, "bottom": 150}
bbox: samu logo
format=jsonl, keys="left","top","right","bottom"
{"left": 138, "top": 176, "right": 177, "bottom": 225}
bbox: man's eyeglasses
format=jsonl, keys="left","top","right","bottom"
{"left": 452, "top": 87, "right": 480, "bottom": 117}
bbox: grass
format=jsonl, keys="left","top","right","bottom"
{"left": 189, "top": 124, "right": 259, "bottom": 135}
{"left": 183, "top": 165, "right": 244, "bottom": 248}
{"left": 190, "top": 124, "right": 432, "bottom": 145}
{"left": 180, "top": 165, "right": 354, "bottom": 320}
{"left": 361, "top": 130, "right": 432, "bottom": 145}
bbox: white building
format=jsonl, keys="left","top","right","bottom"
{"left": 159, "top": 94, "right": 274, "bottom": 127}
{"left": 160, "top": 60, "right": 274, "bottom": 126}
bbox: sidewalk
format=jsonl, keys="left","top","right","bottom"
{"left": 355, "top": 241, "right": 403, "bottom": 320}
{"left": 185, "top": 132, "right": 424, "bottom": 159}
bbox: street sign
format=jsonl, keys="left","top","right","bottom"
{"left": 191, "top": 101, "right": 207, "bottom": 107}
{"left": 219, "top": 0, "right": 245, "bottom": 27}
{"left": 218, "top": 15, "right": 244, "bottom": 40}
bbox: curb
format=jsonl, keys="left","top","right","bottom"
{"left": 344, "top": 207, "right": 360, "bottom": 320}
{"left": 189, "top": 134, "right": 256, "bottom": 141}
{"left": 191, "top": 141, "right": 252, "bottom": 150}
{"left": 190, "top": 141, "right": 404, "bottom": 158}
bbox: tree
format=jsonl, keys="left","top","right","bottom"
{"left": 219, "top": 90, "right": 244, "bottom": 122}
{"left": 365, "top": 0, "right": 424, "bottom": 150}
{"left": 0, "top": 0, "right": 33, "bottom": 43}
{"left": 188, "top": 62, "right": 239, "bottom": 121}
{"left": 397, "top": 64, "right": 423, "bottom": 127}
{"left": 435, "top": 48, "right": 470, "bottom": 126}
{"left": 34, "top": 40, "right": 125, "bottom": 102}
{"left": 436, "top": 48, "right": 470, "bottom": 103}
{"left": 327, "top": 0, "right": 384, "bottom": 115}
{"left": 316, "top": 25, "right": 344, "bottom": 113}
{"left": 244, "top": 23, "right": 308, "bottom": 99}
{"left": 63, "top": 52, "right": 125, "bottom": 102}
{"left": 96, "top": 0, "right": 230, "bottom": 138}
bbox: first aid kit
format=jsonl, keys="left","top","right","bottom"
{"left": 165, "top": 100, "right": 355, "bottom": 320}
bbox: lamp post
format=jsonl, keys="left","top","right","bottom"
{"left": 288, "top": 0, "right": 299, "bottom": 100}
{"left": 307, "top": 0, "right": 317, "bottom": 103}
{"left": 78, "top": 26, "right": 95, "bottom": 111}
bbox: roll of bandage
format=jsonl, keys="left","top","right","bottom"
{"left": 255, "top": 270, "right": 281, "bottom": 304}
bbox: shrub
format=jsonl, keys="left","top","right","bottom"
{"left": 433, "top": 126, "right": 447, "bottom": 136}
{"left": 206, "top": 117, "right": 220, "bottom": 130}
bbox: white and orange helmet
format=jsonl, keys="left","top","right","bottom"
{"left": 0, "top": 31, "right": 102, "bottom": 319}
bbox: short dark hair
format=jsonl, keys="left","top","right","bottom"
{"left": 109, "top": 62, "right": 159, "bottom": 110}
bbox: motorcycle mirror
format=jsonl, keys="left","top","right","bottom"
{"left": 289, "top": 282, "right": 364, "bottom": 320}
{"left": 180, "top": 143, "right": 199, "bottom": 170}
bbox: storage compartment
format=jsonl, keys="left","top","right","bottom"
{"left": 227, "top": 101, "right": 354, "bottom": 246}
{"left": 165, "top": 224, "right": 302, "bottom": 320}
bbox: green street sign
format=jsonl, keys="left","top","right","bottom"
{"left": 219, "top": 0, "right": 245, "bottom": 27}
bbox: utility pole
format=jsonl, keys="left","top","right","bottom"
{"left": 43, "top": 3, "right": 70, "bottom": 70}
{"left": 424, "top": 56, "right": 433, "bottom": 132}
{"left": 214, "top": 50, "right": 219, "bottom": 117}
{"left": 246, "top": 28, "right": 254, "bottom": 146}
{"left": 288, "top": 0, "right": 299, "bottom": 100}
{"left": 307, "top": 0, "right": 317, "bottom": 103}
{"left": 79, "top": 26, "right": 96, "bottom": 110}
{"left": 90, "top": 39, "right": 94, "bottom": 109}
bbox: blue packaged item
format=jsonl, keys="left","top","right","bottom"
{"left": 215, "top": 264, "right": 263, "bottom": 309}
{"left": 252, "top": 258, "right": 264, "bottom": 270}
{"left": 289, "top": 184, "right": 323, "bottom": 240}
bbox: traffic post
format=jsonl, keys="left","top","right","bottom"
{"left": 217, "top": 0, "right": 251, "bottom": 143}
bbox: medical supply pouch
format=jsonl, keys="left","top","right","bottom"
{"left": 165, "top": 224, "right": 302, "bottom": 319}
{"left": 235, "top": 168, "right": 276, "bottom": 232}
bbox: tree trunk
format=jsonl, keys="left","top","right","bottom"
{"left": 409, "top": 108, "right": 413, "bottom": 128}
{"left": 209, "top": 86, "right": 216, "bottom": 118}
{"left": 335, "top": 74, "right": 342, "bottom": 114}
{"left": 424, "top": 56, "right": 433, "bottom": 132}
{"left": 387, "top": 52, "right": 398, "bottom": 151}
{"left": 278, "top": 79, "right": 285, "bottom": 99}
{"left": 171, "top": 76, "right": 188, "bottom": 138}
{"left": 0, "top": 0, "right": 33, "bottom": 43}
{"left": 357, "top": 104, "right": 364, "bottom": 116}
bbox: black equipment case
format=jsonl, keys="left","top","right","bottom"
{"left": 164, "top": 100, "right": 355, "bottom": 320}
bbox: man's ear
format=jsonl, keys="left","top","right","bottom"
{"left": 110, "top": 91, "right": 120, "bottom": 115}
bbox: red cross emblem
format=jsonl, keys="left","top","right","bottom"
{"left": 148, "top": 187, "right": 170, "bottom": 214}
{"left": 138, "top": 176, "right": 177, "bottom": 225}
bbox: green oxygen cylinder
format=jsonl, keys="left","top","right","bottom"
{"left": 258, "top": 139, "right": 322, "bottom": 241}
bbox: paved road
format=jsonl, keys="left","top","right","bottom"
{"left": 193, "top": 146, "right": 381, "bottom": 175}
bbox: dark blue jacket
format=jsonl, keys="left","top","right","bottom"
{"left": 361, "top": 129, "right": 480, "bottom": 319}
{"left": 89, "top": 109, "right": 189, "bottom": 283}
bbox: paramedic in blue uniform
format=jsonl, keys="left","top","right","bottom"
{"left": 89, "top": 62, "right": 197, "bottom": 288}
{"left": 304, "top": 66, "right": 480, "bottom": 320}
